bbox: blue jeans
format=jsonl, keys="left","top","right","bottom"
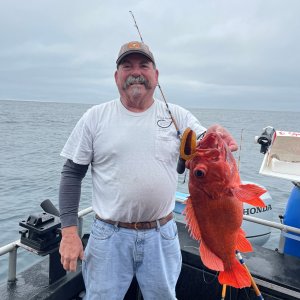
{"left": 82, "top": 217, "right": 182, "bottom": 300}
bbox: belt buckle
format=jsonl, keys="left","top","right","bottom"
{"left": 134, "top": 222, "right": 139, "bottom": 230}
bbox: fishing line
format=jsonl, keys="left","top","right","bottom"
{"left": 237, "top": 128, "right": 244, "bottom": 171}
{"left": 225, "top": 259, "right": 250, "bottom": 298}
{"left": 241, "top": 288, "right": 252, "bottom": 300}
{"left": 183, "top": 244, "right": 218, "bottom": 284}
{"left": 236, "top": 251, "right": 264, "bottom": 299}
{"left": 129, "top": 11, "right": 144, "bottom": 43}
{"left": 202, "top": 270, "right": 218, "bottom": 285}
{"left": 225, "top": 251, "right": 255, "bottom": 299}
{"left": 129, "top": 11, "right": 182, "bottom": 139}
{"left": 182, "top": 170, "right": 188, "bottom": 184}
{"left": 157, "top": 119, "right": 173, "bottom": 128}
{"left": 183, "top": 245, "right": 199, "bottom": 251}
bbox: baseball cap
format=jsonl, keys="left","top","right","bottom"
{"left": 116, "top": 41, "right": 155, "bottom": 66}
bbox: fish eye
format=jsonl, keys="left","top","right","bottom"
{"left": 194, "top": 169, "right": 205, "bottom": 177}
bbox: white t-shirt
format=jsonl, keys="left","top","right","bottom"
{"left": 61, "top": 98, "right": 205, "bottom": 222}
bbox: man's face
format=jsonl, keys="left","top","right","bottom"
{"left": 115, "top": 53, "right": 158, "bottom": 101}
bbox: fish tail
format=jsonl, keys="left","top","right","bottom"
{"left": 218, "top": 259, "right": 251, "bottom": 288}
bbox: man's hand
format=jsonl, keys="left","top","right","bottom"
{"left": 59, "top": 226, "right": 84, "bottom": 272}
{"left": 206, "top": 124, "right": 238, "bottom": 152}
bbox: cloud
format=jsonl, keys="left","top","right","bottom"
{"left": 0, "top": 0, "right": 300, "bottom": 111}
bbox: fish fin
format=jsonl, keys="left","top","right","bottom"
{"left": 236, "top": 228, "right": 253, "bottom": 253}
{"left": 183, "top": 197, "right": 202, "bottom": 240}
{"left": 218, "top": 259, "right": 251, "bottom": 288}
{"left": 200, "top": 240, "right": 224, "bottom": 271}
{"left": 232, "top": 184, "right": 266, "bottom": 207}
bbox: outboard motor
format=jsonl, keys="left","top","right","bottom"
{"left": 255, "top": 126, "right": 275, "bottom": 154}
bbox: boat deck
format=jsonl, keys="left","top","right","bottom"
{"left": 0, "top": 222, "right": 299, "bottom": 300}
{"left": 176, "top": 222, "right": 300, "bottom": 300}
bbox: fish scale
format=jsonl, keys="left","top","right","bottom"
{"left": 185, "top": 131, "right": 266, "bottom": 289}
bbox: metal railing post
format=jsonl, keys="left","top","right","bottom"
{"left": 8, "top": 248, "right": 17, "bottom": 283}
{"left": 277, "top": 229, "right": 286, "bottom": 254}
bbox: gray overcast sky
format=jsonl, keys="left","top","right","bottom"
{"left": 1, "top": 0, "right": 300, "bottom": 111}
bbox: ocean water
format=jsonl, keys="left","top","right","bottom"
{"left": 0, "top": 99, "right": 298, "bottom": 283}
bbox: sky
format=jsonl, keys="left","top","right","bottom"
{"left": 1, "top": 0, "right": 300, "bottom": 111}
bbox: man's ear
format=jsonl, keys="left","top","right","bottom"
{"left": 114, "top": 70, "right": 118, "bottom": 84}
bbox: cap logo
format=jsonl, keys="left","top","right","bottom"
{"left": 116, "top": 41, "right": 155, "bottom": 65}
{"left": 128, "top": 42, "right": 141, "bottom": 49}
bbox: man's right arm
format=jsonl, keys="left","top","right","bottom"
{"left": 59, "top": 159, "right": 89, "bottom": 272}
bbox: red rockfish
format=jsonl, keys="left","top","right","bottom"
{"left": 184, "top": 132, "right": 266, "bottom": 288}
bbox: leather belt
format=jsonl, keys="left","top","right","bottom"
{"left": 95, "top": 212, "right": 173, "bottom": 230}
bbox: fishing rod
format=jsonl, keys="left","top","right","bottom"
{"left": 129, "top": 11, "right": 182, "bottom": 139}
{"left": 129, "top": 11, "right": 196, "bottom": 174}
{"left": 236, "top": 251, "right": 264, "bottom": 299}
{"left": 237, "top": 128, "right": 244, "bottom": 171}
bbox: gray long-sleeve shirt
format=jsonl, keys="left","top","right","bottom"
{"left": 59, "top": 159, "right": 89, "bottom": 228}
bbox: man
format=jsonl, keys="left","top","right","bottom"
{"left": 59, "top": 41, "right": 237, "bottom": 300}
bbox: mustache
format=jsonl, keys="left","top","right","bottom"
{"left": 123, "top": 75, "right": 151, "bottom": 89}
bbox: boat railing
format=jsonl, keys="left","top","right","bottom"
{"left": 0, "top": 206, "right": 93, "bottom": 283}
{"left": 1, "top": 206, "right": 300, "bottom": 284}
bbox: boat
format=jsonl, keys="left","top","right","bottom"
{"left": 0, "top": 128, "right": 300, "bottom": 300}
